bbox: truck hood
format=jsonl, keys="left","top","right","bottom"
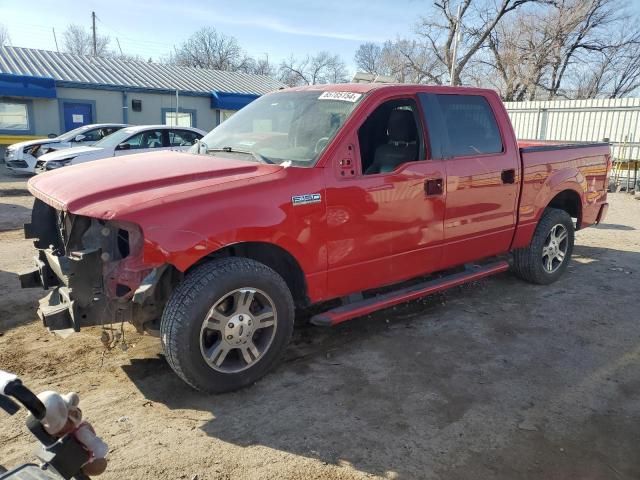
{"left": 27, "top": 151, "right": 282, "bottom": 218}
{"left": 39, "top": 145, "right": 103, "bottom": 161}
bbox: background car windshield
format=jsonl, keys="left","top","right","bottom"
{"left": 197, "top": 91, "right": 363, "bottom": 166}
{"left": 57, "top": 125, "right": 95, "bottom": 142}
{"left": 93, "top": 128, "right": 139, "bottom": 148}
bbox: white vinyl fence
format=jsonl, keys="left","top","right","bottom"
{"left": 504, "top": 98, "right": 640, "bottom": 162}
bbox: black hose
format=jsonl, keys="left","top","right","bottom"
{"left": 0, "top": 393, "right": 20, "bottom": 415}
{"left": 3, "top": 380, "right": 46, "bottom": 420}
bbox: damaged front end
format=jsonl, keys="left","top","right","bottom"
{"left": 20, "top": 199, "right": 172, "bottom": 335}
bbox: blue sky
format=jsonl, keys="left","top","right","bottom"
{"left": 1, "top": 0, "right": 426, "bottom": 71}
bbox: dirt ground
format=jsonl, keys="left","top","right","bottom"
{"left": 1, "top": 164, "right": 639, "bottom": 480}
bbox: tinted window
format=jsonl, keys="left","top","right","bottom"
{"left": 421, "top": 94, "right": 503, "bottom": 158}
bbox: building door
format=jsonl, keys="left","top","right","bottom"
{"left": 63, "top": 102, "right": 93, "bottom": 132}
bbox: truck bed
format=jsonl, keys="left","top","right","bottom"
{"left": 513, "top": 139, "right": 610, "bottom": 249}
{"left": 518, "top": 139, "right": 610, "bottom": 153}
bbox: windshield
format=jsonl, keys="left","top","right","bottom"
{"left": 93, "top": 127, "right": 139, "bottom": 148}
{"left": 58, "top": 125, "right": 96, "bottom": 142}
{"left": 195, "top": 90, "right": 364, "bottom": 166}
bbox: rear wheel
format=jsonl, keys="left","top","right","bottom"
{"left": 512, "top": 208, "right": 574, "bottom": 285}
{"left": 160, "top": 257, "right": 295, "bottom": 393}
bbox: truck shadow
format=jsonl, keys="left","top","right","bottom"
{"left": 0, "top": 269, "right": 41, "bottom": 331}
{"left": 595, "top": 223, "right": 636, "bottom": 231}
{"left": 0, "top": 202, "right": 32, "bottom": 232}
{"left": 121, "top": 244, "right": 640, "bottom": 479}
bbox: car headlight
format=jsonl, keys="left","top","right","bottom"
{"left": 5, "top": 149, "right": 16, "bottom": 159}
{"left": 45, "top": 159, "right": 74, "bottom": 170}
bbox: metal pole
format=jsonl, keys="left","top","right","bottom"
{"left": 176, "top": 90, "right": 179, "bottom": 126}
{"left": 449, "top": 4, "right": 462, "bottom": 86}
{"left": 116, "top": 38, "right": 123, "bottom": 57}
{"left": 91, "top": 11, "right": 97, "bottom": 56}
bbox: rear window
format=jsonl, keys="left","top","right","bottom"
{"left": 422, "top": 94, "right": 503, "bottom": 158}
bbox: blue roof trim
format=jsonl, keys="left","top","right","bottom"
{"left": 0, "top": 73, "right": 56, "bottom": 98}
{"left": 211, "top": 91, "right": 260, "bottom": 110}
{"left": 54, "top": 80, "right": 211, "bottom": 97}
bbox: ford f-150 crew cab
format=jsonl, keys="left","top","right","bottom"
{"left": 20, "top": 84, "right": 610, "bottom": 393}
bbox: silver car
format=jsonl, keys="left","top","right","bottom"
{"left": 4, "top": 124, "right": 127, "bottom": 174}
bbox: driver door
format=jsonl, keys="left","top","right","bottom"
{"left": 324, "top": 96, "right": 446, "bottom": 299}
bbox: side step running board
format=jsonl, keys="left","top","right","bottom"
{"left": 310, "top": 260, "right": 510, "bottom": 327}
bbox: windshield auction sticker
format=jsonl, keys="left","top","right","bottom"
{"left": 318, "top": 91, "right": 362, "bottom": 102}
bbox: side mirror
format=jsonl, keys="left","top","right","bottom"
{"left": 117, "top": 143, "right": 131, "bottom": 151}
{"left": 74, "top": 134, "right": 86, "bottom": 142}
{"left": 47, "top": 133, "right": 57, "bottom": 139}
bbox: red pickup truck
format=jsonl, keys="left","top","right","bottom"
{"left": 20, "top": 84, "right": 610, "bottom": 392}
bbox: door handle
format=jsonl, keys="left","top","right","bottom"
{"left": 424, "top": 178, "right": 443, "bottom": 196}
{"left": 501, "top": 169, "right": 516, "bottom": 184}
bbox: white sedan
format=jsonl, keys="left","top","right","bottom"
{"left": 4, "top": 124, "right": 127, "bottom": 174}
{"left": 35, "top": 125, "right": 206, "bottom": 173}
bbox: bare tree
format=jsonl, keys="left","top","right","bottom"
{"left": 0, "top": 24, "right": 9, "bottom": 47}
{"left": 170, "top": 27, "right": 245, "bottom": 71}
{"left": 354, "top": 43, "right": 383, "bottom": 74}
{"left": 278, "top": 52, "right": 348, "bottom": 86}
{"left": 484, "top": 12, "right": 553, "bottom": 100}
{"left": 572, "top": 28, "right": 640, "bottom": 98}
{"left": 485, "top": 0, "right": 640, "bottom": 99}
{"left": 238, "top": 54, "right": 276, "bottom": 76}
{"left": 62, "top": 24, "right": 110, "bottom": 56}
{"left": 416, "top": 0, "right": 544, "bottom": 85}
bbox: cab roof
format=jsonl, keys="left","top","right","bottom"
{"left": 283, "top": 83, "right": 500, "bottom": 97}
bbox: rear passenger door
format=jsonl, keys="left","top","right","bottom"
{"left": 419, "top": 93, "right": 520, "bottom": 269}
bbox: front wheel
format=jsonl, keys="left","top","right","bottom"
{"left": 160, "top": 257, "right": 295, "bottom": 393}
{"left": 512, "top": 208, "right": 575, "bottom": 285}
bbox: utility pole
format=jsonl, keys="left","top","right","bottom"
{"left": 449, "top": 4, "right": 462, "bottom": 86}
{"left": 91, "top": 11, "right": 97, "bottom": 56}
{"left": 52, "top": 28, "right": 59, "bottom": 53}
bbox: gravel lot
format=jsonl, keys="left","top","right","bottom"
{"left": 1, "top": 164, "right": 639, "bottom": 479}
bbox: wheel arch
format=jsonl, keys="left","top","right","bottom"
{"left": 191, "top": 241, "right": 309, "bottom": 308}
{"left": 546, "top": 188, "right": 583, "bottom": 229}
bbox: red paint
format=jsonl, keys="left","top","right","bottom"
{"left": 27, "top": 85, "right": 610, "bottom": 309}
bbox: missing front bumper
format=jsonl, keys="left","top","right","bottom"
{"left": 20, "top": 248, "right": 109, "bottom": 332}
{"left": 37, "top": 287, "right": 78, "bottom": 332}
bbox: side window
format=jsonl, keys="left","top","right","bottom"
{"left": 78, "top": 128, "right": 104, "bottom": 142}
{"left": 119, "top": 130, "right": 165, "bottom": 150}
{"left": 100, "top": 126, "right": 122, "bottom": 138}
{"left": 358, "top": 98, "right": 424, "bottom": 175}
{"left": 169, "top": 130, "right": 200, "bottom": 146}
{"left": 425, "top": 94, "right": 503, "bottom": 158}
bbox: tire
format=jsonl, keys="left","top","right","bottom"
{"left": 512, "top": 208, "right": 575, "bottom": 285}
{"left": 160, "top": 257, "right": 295, "bottom": 393}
